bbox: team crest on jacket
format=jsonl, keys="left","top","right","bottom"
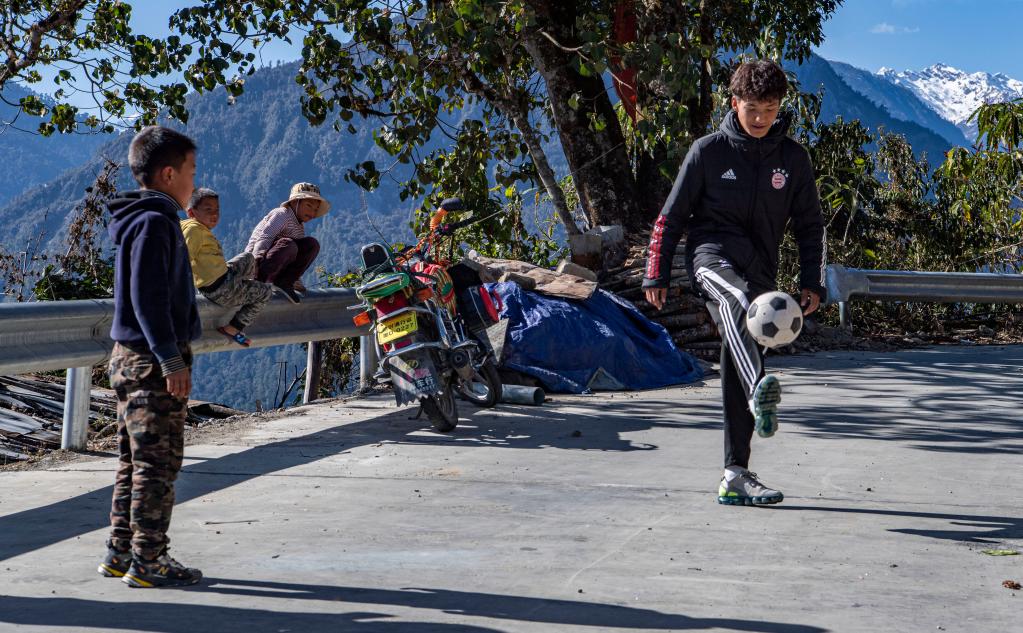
{"left": 771, "top": 168, "right": 788, "bottom": 190}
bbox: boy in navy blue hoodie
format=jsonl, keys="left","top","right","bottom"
{"left": 97, "top": 126, "right": 203, "bottom": 587}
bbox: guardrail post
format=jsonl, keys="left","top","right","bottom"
{"left": 839, "top": 301, "right": 851, "bottom": 329}
{"left": 61, "top": 366, "right": 92, "bottom": 451}
{"left": 359, "top": 335, "right": 377, "bottom": 391}
{"left": 303, "top": 341, "right": 323, "bottom": 404}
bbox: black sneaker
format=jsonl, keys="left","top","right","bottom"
{"left": 276, "top": 285, "right": 301, "bottom": 304}
{"left": 97, "top": 542, "right": 131, "bottom": 578}
{"left": 122, "top": 551, "right": 203, "bottom": 588}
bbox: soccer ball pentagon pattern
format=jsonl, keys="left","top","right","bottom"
{"left": 746, "top": 291, "right": 803, "bottom": 348}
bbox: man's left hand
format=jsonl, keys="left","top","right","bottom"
{"left": 800, "top": 288, "right": 821, "bottom": 316}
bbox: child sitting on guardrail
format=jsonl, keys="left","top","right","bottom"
{"left": 181, "top": 187, "right": 273, "bottom": 347}
{"left": 244, "top": 182, "right": 330, "bottom": 304}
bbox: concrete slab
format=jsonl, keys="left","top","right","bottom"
{"left": 1, "top": 345, "right": 1020, "bottom": 632}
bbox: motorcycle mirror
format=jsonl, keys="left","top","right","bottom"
{"left": 361, "top": 243, "right": 389, "bottom": 269}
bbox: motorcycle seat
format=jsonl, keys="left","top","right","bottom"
{"left": 356, "top": 272, "right": 410, "bottom": 299}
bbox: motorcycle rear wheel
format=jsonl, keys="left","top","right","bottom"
{"left": 457, "top": 359, "right": 502, "bottom": 408}
{"left": 421, "top": 387, "right": 458, "bottom": 432}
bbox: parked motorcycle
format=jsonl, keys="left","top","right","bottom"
{"left": 351, "top": 198, "right": 503, "bottom": 432}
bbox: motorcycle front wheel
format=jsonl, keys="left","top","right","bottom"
{"left": 457, "top": 359, "right": 502, "bottom": 408}
{"left": 421, "top": 386, "right": 458, "bottom": 432}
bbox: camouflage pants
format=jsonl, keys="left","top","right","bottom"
{"left": 201, "top": 252, "right": 273, "bottom": 330}
{"left": 108, "top": 342, "right": 191, "bottom": 560}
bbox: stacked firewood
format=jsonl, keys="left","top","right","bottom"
{"left": 0, "top": 375, "right": 242, "bottom": 463}
{"left": 601, "top": 240, "right": 721, "bottom": 361}
{"left": 0, "top": 375, "right": 118, "bottom": 462}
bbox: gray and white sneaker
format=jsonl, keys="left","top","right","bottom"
{"left": 718, "top": 470, "right": 784, "bottom": 506}
{"left": 750, "top": 375, "right": 781, "bottom": 438}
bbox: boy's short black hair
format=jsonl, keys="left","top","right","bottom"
{"left": 729, "top": 60, "right": 789, "bottom": 103}
{"left": 128, "top": 125, "right": 197, "bottom": 187}
{"left": 189, "top": 187, "right": 219, "bottom": 210}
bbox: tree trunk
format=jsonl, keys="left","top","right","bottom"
{"left": 454, "top": 65, "right": 581, "bottom": 235}
{"left": 635, "top": 145, "right": 673, "bottom": 222}
{"left": 510, "top": 112, "right": 582, "bottom": 235}
{"left": 688, "top": 1, "right": 714, "bottom": 139}
{"left": 523, "top": 4, "right": 646, "bottom": 236}
{"left": 625, "top": 0, "right": 702, "bottom": 220}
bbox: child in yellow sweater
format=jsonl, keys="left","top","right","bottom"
{"left": 181, "top": 188, "right": 272, "bottom": 346}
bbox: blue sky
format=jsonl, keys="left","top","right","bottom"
{"left": 816, "top": 0, "right": 1023, "bottom": 76}
{"left": 20, "top": 0, "right": 1022, "bottom": 107}
{"left": 131, "top": 1, "right": 1023, "bottom": 78}
{"left": 130, "top": 2, "right": 299, "bottom": 68}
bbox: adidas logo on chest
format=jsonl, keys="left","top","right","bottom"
{"left": 721, "top": 168, "right": 737, "bottom": 180}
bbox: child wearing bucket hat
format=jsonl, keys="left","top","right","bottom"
{"left": 244, "top": 182, "right": 330, "bottom": 303}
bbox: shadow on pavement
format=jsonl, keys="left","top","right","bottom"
{"left": 776, "top": 504, "right": 1023, "bottom": 543}
{"left": 0, "top": 397, "right": 717, "bottom": 563}
{"left": 0, "top": 581, "right": 831, "bottom": 633}
{"left": 4, "top": 345, "right": 1021, "bottom": 563}
{"left": 776, "top": 347, "right": 1023, "bottom": 455}
{"left": 0, "top": 595, "right": 500, "bottom": 633}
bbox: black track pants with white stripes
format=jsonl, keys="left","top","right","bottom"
{"left": 693, "top": 255, "right": 766, "bottom": 469}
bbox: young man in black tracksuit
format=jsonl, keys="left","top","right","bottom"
{"left": 643, "top": 60, "right": 826, "bottom": 506}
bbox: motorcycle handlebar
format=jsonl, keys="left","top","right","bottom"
{"left": 395, "top": 243, "right": 419, "bottom": 258}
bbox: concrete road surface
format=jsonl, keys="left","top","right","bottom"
{"left": 1, "top": 345, "right": 1020, "bottom": 632}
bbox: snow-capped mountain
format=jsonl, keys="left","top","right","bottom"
{"left": 790, "top": 54, "right": 956, "bottom": 162}
{"left": 829, "top": 60, "right": 967, "bottom": 146}
{"left": 878, "top": 63, "right": 1023, "bottom": 140}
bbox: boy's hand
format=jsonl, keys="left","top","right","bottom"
{"left": 166, "top": 368, "right": 191, "bottom": 400}
{"left": 800, "top": 288, "right": 821, "bottom": 316}
{"left": 644, "top": 287, "right": 667, "bottom": 310}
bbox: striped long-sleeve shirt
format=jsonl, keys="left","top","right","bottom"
{"left": 245, "top": 206, "right": 305, "bottom": 258}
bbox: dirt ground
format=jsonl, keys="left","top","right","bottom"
{"left": 0, "top": 405, "right": 302, "bottom": 472}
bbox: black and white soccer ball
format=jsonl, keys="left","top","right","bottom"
{"left": 746, "top": 291, "right": 803, "bottom": 348}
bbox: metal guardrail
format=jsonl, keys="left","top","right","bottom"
{"left": 22, "top": 264, "right": 1018, "bottom": 449}
{"left": 0, "top": 289, "right": 372, "bottom": 449}
{"left": 824, "top": 264, "right": 1023, "bottom": 327}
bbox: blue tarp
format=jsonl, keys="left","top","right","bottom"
{"left": 490, "top": 281, "right": 704, "bottom": 394}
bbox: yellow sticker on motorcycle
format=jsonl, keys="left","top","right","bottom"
{"left": 377, "top": 312, "right": 418, "bottom": 344}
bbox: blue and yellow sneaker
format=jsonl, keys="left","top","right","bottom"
{"left": 717, "top": 470, "right": 784, "bottom": 506}
{"left": 97, "top": 542, "right": 131, "bottom": 578}
{"left": 751, "top": 375, "right": 782, "bottom": 438}
{"left": 122, "top": 551, "right": 202, "bottom": 588}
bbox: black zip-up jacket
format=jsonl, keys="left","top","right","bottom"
{"left": 108, "top": 189, "right": 201, "bottom": 376}
{"left": 643, "top": 110, "right": 827, "bottom": 298}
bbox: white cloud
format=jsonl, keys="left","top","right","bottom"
{"left": 871, "top": 22, "right": 920, "bottom": 35}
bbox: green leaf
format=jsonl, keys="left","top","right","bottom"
{"left": 981, "top": 549, "right": 1019, "bottom": 556}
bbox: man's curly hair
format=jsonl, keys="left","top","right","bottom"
{"left": 729, "top": 60, "right": 789, "bottom": 103}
